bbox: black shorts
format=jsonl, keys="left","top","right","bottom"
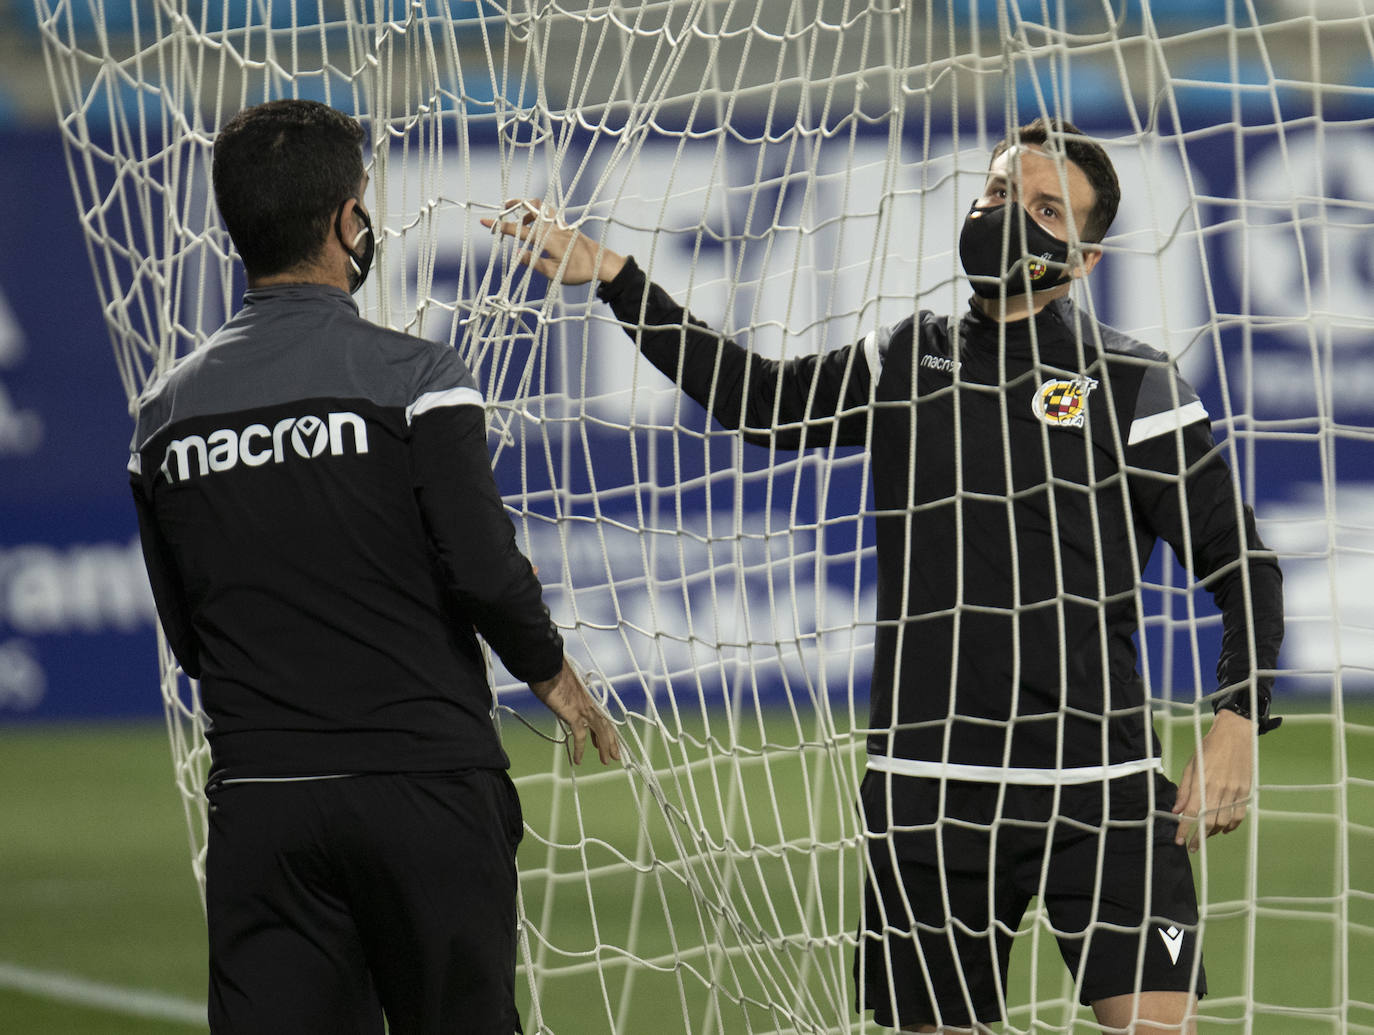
{"left": 855, "top": 769, "right": 1205, "bottom": 1029}
{"left": 204, "top": 769, "right": 524, "bottom": 1035}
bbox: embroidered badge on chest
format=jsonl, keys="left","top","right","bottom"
{"left": 1032, "top": 376, "right": 1099, "bottom": 429}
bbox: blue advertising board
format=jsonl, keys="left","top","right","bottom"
{"left": 0, "top": 129, "right": 160, "bottom": 719}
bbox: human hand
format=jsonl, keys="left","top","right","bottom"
{"left": 480, "top": 199, "right": 626, "bottom": 286}
{"left": 528, "top": 657, "right": 621, "bottom": 766}
{"left": 1172, "top": 707, "right": 1255, "bottom": 852}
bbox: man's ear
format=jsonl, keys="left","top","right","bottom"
{"left": 341, "top": 196, "right": 366, "bottom": 237}
{"left": 1071, "top": 244, "right": 1103, "bottom": 280}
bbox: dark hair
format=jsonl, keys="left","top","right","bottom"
{"left": 212, "top": 99, "right": 366, "bottom": 278}
{"left": 991, "top": 117, "right": 1120, "bottom": 242}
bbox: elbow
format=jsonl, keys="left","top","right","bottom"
{"left": 172, "top": 643, "right": 202, "bottom": 681}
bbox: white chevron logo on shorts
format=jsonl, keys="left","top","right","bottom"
{"left": 1158, "top": 924, "right": 1185, "bottom": 965}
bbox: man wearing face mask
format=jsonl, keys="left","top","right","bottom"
{"left": 489, "top": 115, "right": 1283, "bottom": 1032}
{"left": 129, "top": 100, "right": 619, "bottom": 1034}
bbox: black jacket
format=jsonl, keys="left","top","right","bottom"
{"left": 598, "top": 257, "right": 1283, "bottom": 771}
{"left": 130, "top": 284, "right": 563, "bottom": 780}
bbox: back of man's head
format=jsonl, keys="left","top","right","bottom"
{"left": 992, "top": 117, "right": 1121, "bottom": 243}
{"left": 213, "top": 99, "right": 366, "bottom": 280}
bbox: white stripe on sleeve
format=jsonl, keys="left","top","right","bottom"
{"left": 1127, "top": 399, "right": 1209, "bottom": 446}
{"left": 405, "top": 386, "right": 485, "bottom": 425}
{"left": 862, "top": 324, "right": 892, "bottom": 386}
{"left": 127, "top": 454, "right": 141, "bottom": 475}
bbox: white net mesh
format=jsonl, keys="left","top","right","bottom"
{"left": 38, "top": 1, "right": 1374, "bottom": 1032}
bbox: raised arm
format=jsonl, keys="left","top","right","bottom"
{"left": 483, "top": 200, "right": 874, "bottom": 450}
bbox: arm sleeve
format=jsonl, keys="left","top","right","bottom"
{"left": 408, "top": 400, "right": 564, "bottom": 684}
{"left": 596, "top": 256, "right": 874, "bottom": 449}
{"left": 1128, "top": 415, "right": 1285, "bottom": 732}
{"left": 130, "top": 473, "right": 203, "bottom": 680}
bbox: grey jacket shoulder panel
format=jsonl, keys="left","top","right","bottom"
{"left": 131, "top": 285, "right": 480, "bottom": 453}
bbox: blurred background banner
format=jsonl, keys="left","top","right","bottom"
{"left": 2, "top": 28, "right": 1371, "bottom": 722}
{"left": 0, "top": 128, "right": 159, "bottom": 720}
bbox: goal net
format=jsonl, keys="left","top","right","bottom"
{"left": 37, "top": 0, "right": 1373, "bottom": 1031}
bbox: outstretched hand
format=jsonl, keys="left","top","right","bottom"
{"left": 480, "top": 199, "right": 626, "bottom": 286}
{"left": 1172, "top": 707, "right": 1256, "bottom": 852}
{"left": 528, "top": 657, "right": 621, "bottom": 766}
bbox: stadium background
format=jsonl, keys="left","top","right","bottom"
{"left": 0, "top": 0, "right": 1371, "bottom": 1031}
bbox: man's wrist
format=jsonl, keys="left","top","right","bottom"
{"left": 528, "top": 656, "right": 566, "bottom": 694}
{"left": 595, "top": 254, "right": 639, "bottom": 303}
{"left": 1212, "top": 686, "right": 1282, "bottom": 734}
{"left": 594, "top": 249, "right": 626, "bottom": 284}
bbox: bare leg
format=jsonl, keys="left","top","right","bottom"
{"left": 1091, "top": 991, "right": 1197, "bottom": 1034}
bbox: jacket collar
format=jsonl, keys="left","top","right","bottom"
{"left": 242, "top": 282, "right": 359, "bottom": 314}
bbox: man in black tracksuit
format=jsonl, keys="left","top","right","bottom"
{"left": 130, "top": 100, "right": 618, "bottom": 1035}
{"left": 489, "top": 117, "right": 1282, "bottom": 1031}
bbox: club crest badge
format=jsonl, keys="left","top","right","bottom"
{"left": 1026, "top": 255, "right": 1049, "bottom": 281}
{"left": 1032, "top": 376, "right": 1099, "bottom": 429}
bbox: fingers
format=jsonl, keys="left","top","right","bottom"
{"left": 488, "top": 197, "right": 547, "bottom": 226}
{"left": 1177, "top": 804, "right": 1247, "bottom": 851}
{"left": 479, "top": 198, "right": 618, "bottom": 287}
{"left": 1210, "top": 792, "right": 1244, "bottom": 836}
{"left": 1211, "top": 788, "right": 1249, "bottom": 837}
{"left": 1173, "top": 756, "right": 1251, "bottom": 852}
{"left": 536, "top": 658, "right": 621, "bottom": 768}
{"left": 1172, "top": 758, "right": 1198, "bottom": 849}
{"left": 479, "top": 210, "right": 540, "bottom": 254}
{"left": 479, "top": 198, "right": 562, "bottom": 239}
{"left": 569, "top": 716, "right": 587, "bottom": 766}
{"left": 1175, "top": 788, "right": 1220, "bottom": 853}
{"left": 479, "top": 199, "right": 574, "bottom": 281}
{"left": 590, "top": 712, "right": 621, "bottom": 765}
{"left": 568, "top": 709, "right": 620, "bottom": 767}
{"left": 1173, "top": 809, "right": 1199, "bottom": 853}
{"left": 1223, "top": 802, "right": 1248, "bottom": 834}
{"left": 478, "top": 200, "right": 538, "bottom": 257}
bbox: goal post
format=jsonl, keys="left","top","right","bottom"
{"left": 37, "top": 1, "right": 1373, "bottom": 1031}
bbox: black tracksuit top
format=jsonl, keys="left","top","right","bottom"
{"left": 598, "top": 257, "right": 1283, "bottom": 772}
{"left": 130, "top": 284, "right": 563, "bottom": 780}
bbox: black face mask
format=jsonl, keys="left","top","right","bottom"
{"left": 335, "top": 201, "right": 375, "bottom": 294}
{"left": 958, "top": 200, "right": 1074, "bottom": 300}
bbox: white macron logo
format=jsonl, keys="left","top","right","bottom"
{"left": 1158, "top": 924, "right": 1185, "bottom": 965}
{"left": 160, "top": 412, "right": 369, "bottom": 484}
